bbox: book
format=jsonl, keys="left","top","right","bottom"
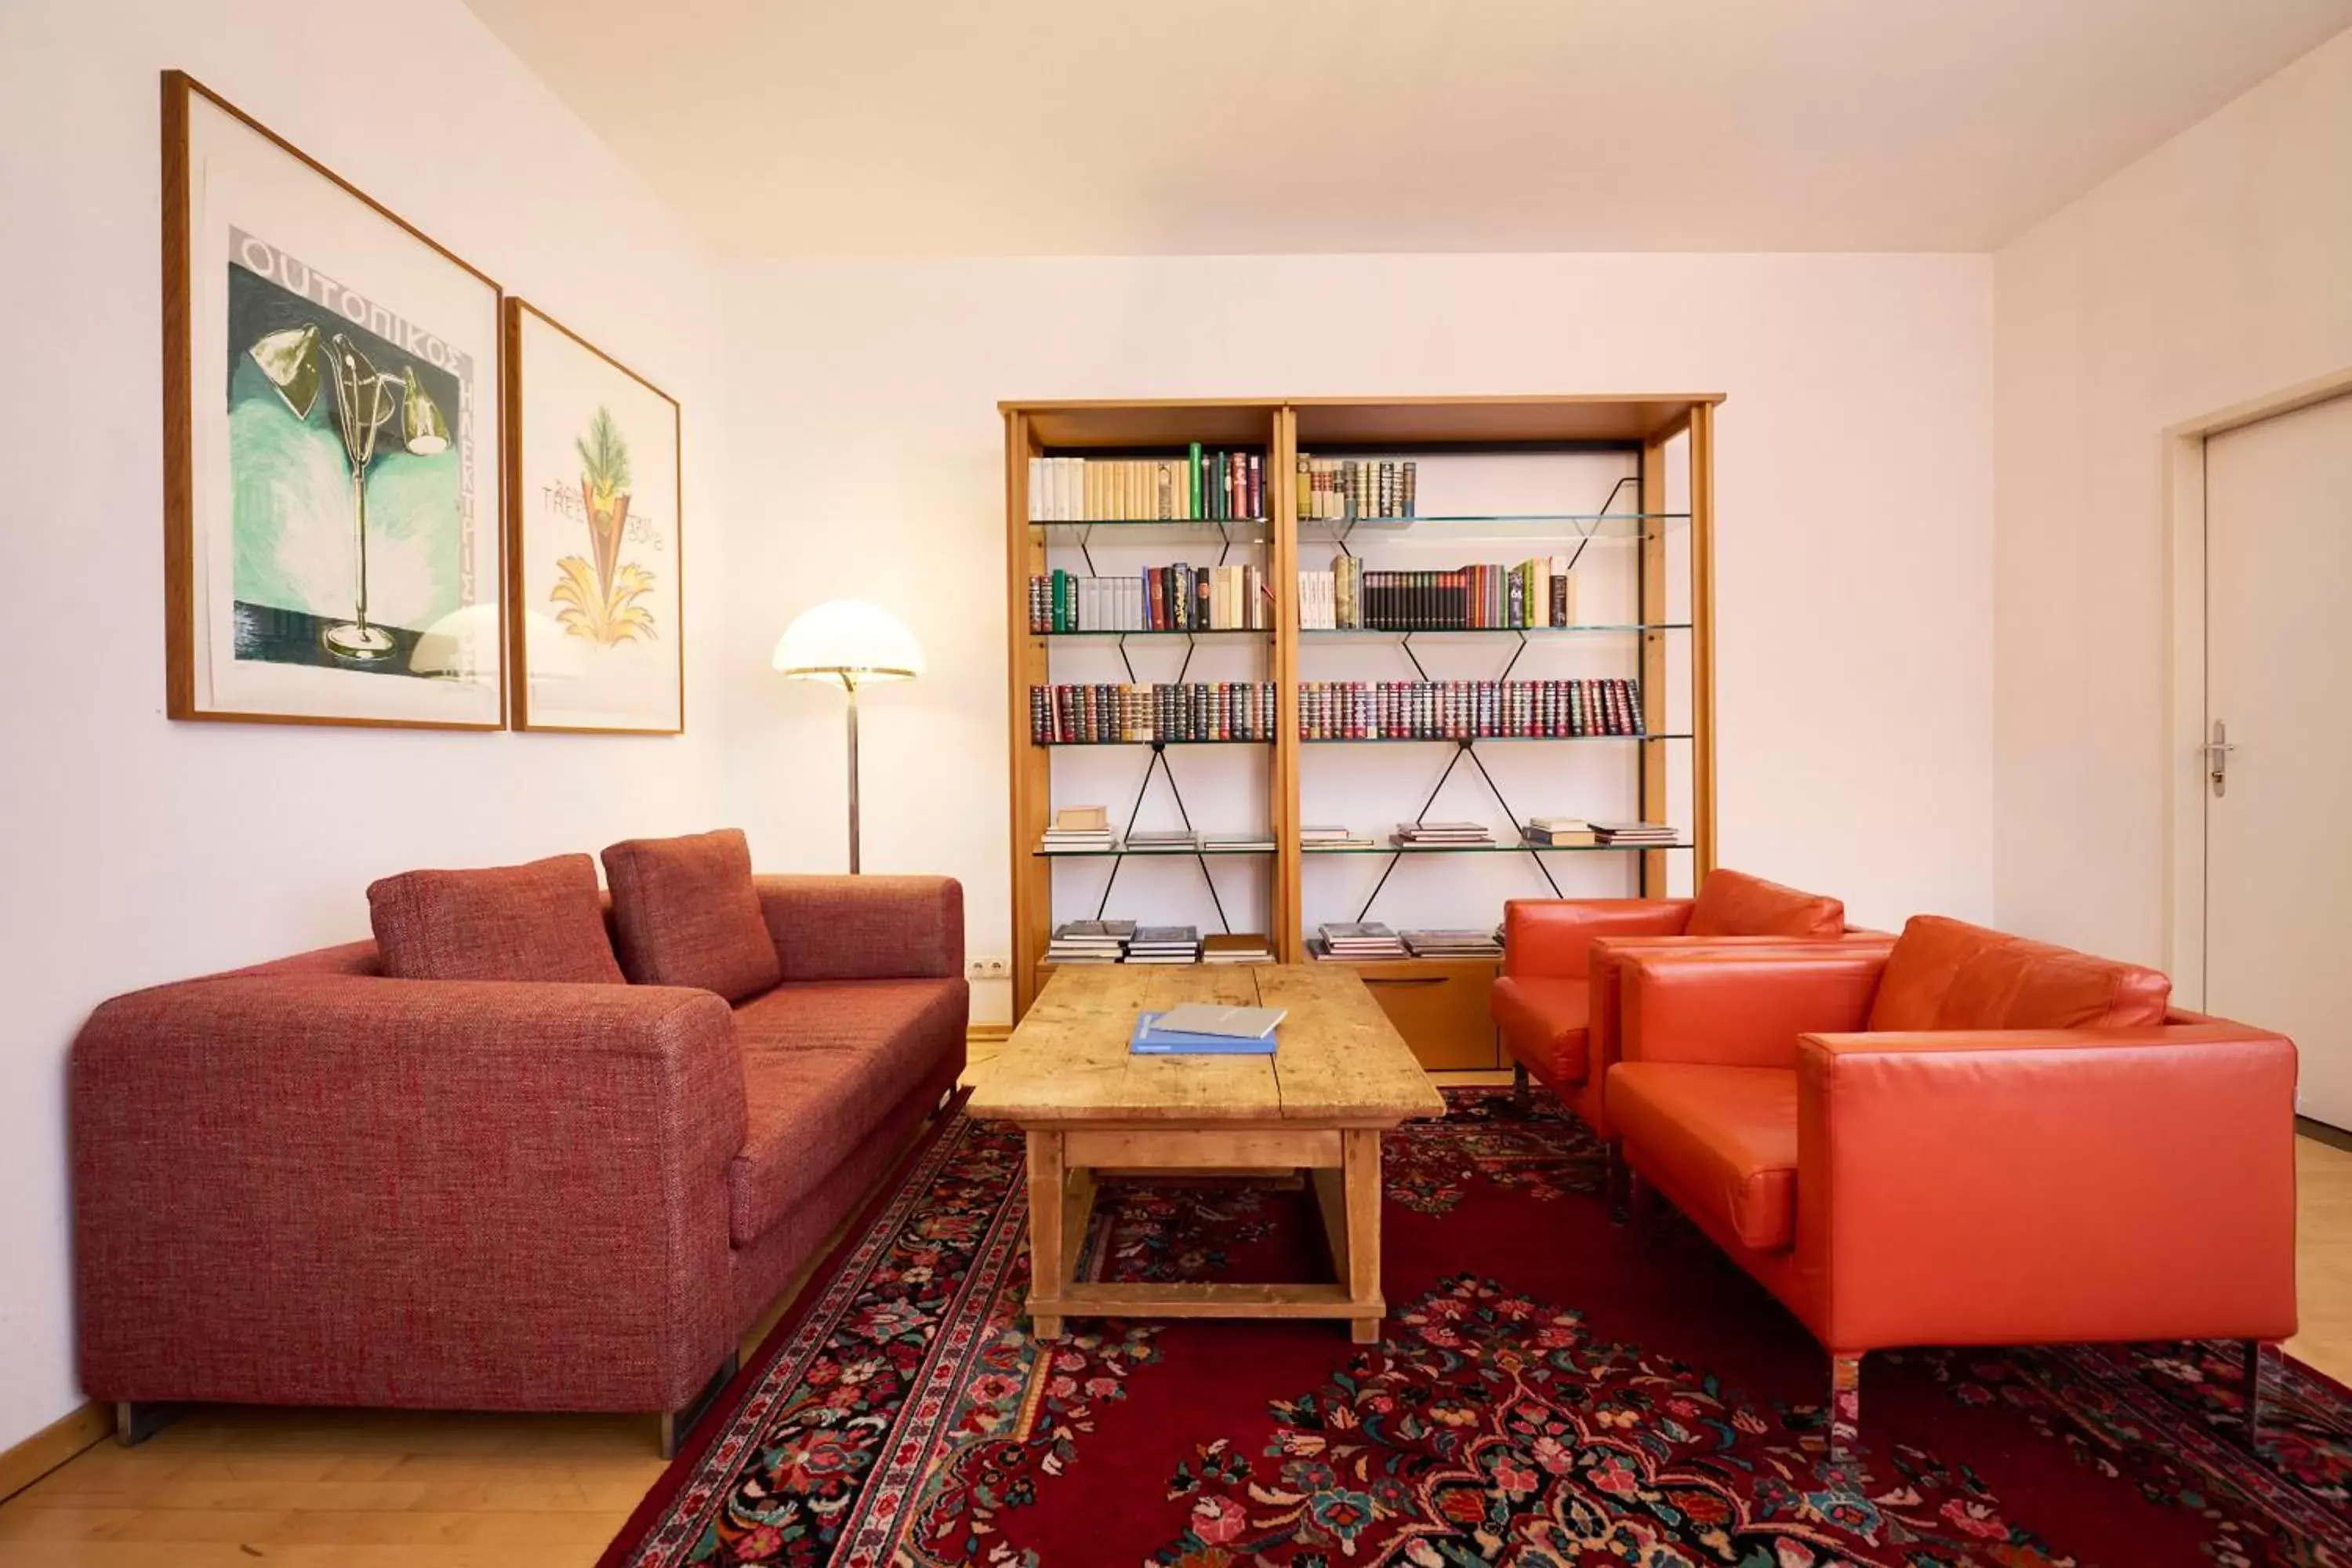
{"left": 1029, "top": 682, "right": 1278, "bottom": 743}
{"left": 1294, "top": 456, "right": 1419, "bottom": 521}
{"left": 1319, "top": 921, "right": 1407, "bottom": 959}
{"left": 1130, "top": 1011, "right": 1278, "bottom": 1055}
{"left": 1200, "top": 833, "right": 1276, "bottom": 852}
{"left": 1152, "top": 1003, "right": 1286, "bottom": 1040}
{"left": 1402, "top": 928, "right": 1505, "bottom": 958}
{"left": 1055, "top": 804, "right": 1109, "bottom": 832}
{"left": 1524, "top": 817, "right": 1598, "bottom": 847}
{"left": 1202, "top": 932, "right": 1274, "bottom": 964}
{"left": 1027, "top": 564, "right": 1269, "bottom": 633}
{"left": 1592, "top": 822, "right": 1679, "bottom": 845}
{"left": 1293, "top": 551, "right": 1575, "bottom": 632}
{"left": 1026, "top": 452, "right": 1265, "bottom": 522}
{"left": 1125, "top": 829, "right": 1199, "bottom": 851}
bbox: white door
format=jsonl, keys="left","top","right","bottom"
{"left": 2207, "top": 391, "right": 2352, "bottom": 1127}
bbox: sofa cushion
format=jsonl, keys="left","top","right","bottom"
{"left": 1684, "top": 869, "right": 1846, "bottom": 939}
{"left": 366, "top": 854, "right": 623, "bottom": 985}
{"left": 601, "top": 829, "right": 782, "bottom": 1002}
{"left": 728, "top": 978, "right": 966, "bottom": 1243}
{"left": 1607, "top": 1063, "right": 1798, "bottom": 1252}
{"left": 1869, "top": 915, "right": 2171, "bottom": 1033}
{"left": 1491, "top": 978, "right": 1590, "bottom": 1087}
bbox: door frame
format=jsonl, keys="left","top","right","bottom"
{"left": 2165, "top": 365, "right": 2352, "bottom": 1008}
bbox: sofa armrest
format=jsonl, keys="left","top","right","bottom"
{"left": 1503, "top": 898, "right": 1693, "bottom": 979}
{"left": 71, "top": 975, "right": 746, "bottom": 1412}
{"left": 1795, "top": 1025, "right": 2299, "bottom": 1351}
{"left": 1617, "top": 948, "right": 1886, "bottom": 1069}
{"left": 1588, "top": 935, "right": 1894, "bottom": 1088}
{"left": 756, "top": 874, "right": 964, "bottom": 982}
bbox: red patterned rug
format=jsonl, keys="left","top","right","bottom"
{"left": 601, "top": 1090, "right": 2352, "bottom": 1566}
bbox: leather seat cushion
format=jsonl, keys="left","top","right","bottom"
{"left": 1684, "top": 869, "right": 1846, "bottom": 938}
{"left": 1492, "top": 977, "right": 1590, "bottom": 1085}
{"left": 728, "top": 978, "right": 964, "bottom": 1243}
{"left": 1608, "top": 1063, "right": 1798, "bottom": 1252}
{"left": 1870, "top": 915, "right": 2172, "bottom": 1033}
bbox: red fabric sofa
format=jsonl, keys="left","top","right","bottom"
{"left": 1606, "top": 915, "right": 2298, "bottom": 1454}
{"left": 70, "top": 871, "right": 965, "bottom": 1450}
{"left": 1492, "top": 869, "right": 1871, "bottom": 1142}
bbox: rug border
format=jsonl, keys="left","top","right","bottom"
{"left": 594, "top": 1087, "right": 975, "bottom": 1568}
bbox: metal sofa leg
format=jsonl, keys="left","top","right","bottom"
{"left": 115, "top": 1402, "right": 180, "bottom": 1447}
{"left": 2242, "top": 1339, "right": 2267, "bottom": 1448}
{"left": 1829, "top": 1353, "right": 1862, "bottom": 1460}
{"left": 1511, "top": 1061, "right": 1531, "bottom": 1108}
{"left": 1606, "top": 1149, "right": 1630, "bottom": 1224}
{"left": 1625, "top": 1171, "right": 1657, "bottom": 1242}
{"left": 658, "top": 1351, "right": 740, "bottom": 1461}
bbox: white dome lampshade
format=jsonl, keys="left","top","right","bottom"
{"left": 771, "top": 599, "right": 924, "bottom": 685}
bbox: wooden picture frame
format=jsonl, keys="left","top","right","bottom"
{"left": 162, "top": 71, "right": 508, "bottom": 729}
{"left": 503, "top": 299, "right": 685, "bottom": 735}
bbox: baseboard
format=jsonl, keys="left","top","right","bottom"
{"left": 967, "top": 1023, "right": 1012, "bottom": 1045}
{"left": 0, "top": 1401, "right": 113, "bottom": 1504}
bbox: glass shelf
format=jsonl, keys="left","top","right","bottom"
{"left": 1303, "top": 840, "right": 1693, "bottom": 855}
{"left": 1298, "top": 622, "right": 1690, "bottom": 642}
{"left": 1301, "top": 511, "right": 1689, "bottom": 545}
{"left": 1299, "top": 732, "right": 1692, "bottom": 744}
{"left": 1033, "top": 626, "right": 1272, "bottom": 640}
{"left": 1034, "top": 517, "right": 1269, "bottom": 546}
{"left": 1033, "top": 844, "right": 1276, "bottom": 858}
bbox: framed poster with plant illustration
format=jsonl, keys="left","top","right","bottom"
{"left": 162, "top": 71, "right": 506, "bottom": 728}
{"left": 504, "top": 301, "right": 684, "bottom": 734}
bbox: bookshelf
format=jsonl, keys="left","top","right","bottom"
{"left": 1004, "top": 396, "right": 1719, "bottom": 1069}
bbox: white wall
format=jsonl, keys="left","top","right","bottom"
{"left": 717, "top": 253, "right": 1998, "bottom": 1018}
{"left": 0, "top": 1, "right": 730, "bottom": 1447}
{"left": 1994, "top": 27, "right": 2352, "bottom": 965}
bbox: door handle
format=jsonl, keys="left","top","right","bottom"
{"left": 2205, "top": 720, "right": 2238, "bottom": 798}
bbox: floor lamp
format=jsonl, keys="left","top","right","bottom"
{"left": 773, "top": 600, "right": 925, "bottom": 873}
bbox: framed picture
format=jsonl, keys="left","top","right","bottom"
{"left": 162, "top": 71, "right": 506, "bottom": 729}
{"left": 504, "top": 300, "right": 684, "bottom": 734}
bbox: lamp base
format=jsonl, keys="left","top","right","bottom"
{"left": 321, "top": 620, "right": 397, "bottom": 662}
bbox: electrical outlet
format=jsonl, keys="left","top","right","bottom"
{"left": 966, "top": 955, "right": 1012, "bottom": 980}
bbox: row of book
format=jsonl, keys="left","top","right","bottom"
{"left": 1301, "top": 557, "right": 1579, "bottom": 631}
{"left": 1298, "top": 458, "right": 1418, "bottom": 521}
{"left": 1296, "top": 680, "right": 1646, "bottom": 740}
{"left": 1045, "top": 921, "right": 1272, "bottom": 965}
{"left": 1028, "top": 565, "right": 1269, "bottom": 633}
{"left": 1026, "top": 449, "right": 1265, "bottom": 523}
{"left": 1313, "top": 922, "right": 1504, "bottom": 960}
{"left": 1029, "top": 682, "right": 1278, "bottom": 744}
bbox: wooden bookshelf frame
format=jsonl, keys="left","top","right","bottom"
{"left": 1003, "top": 395, "right": 1722, "bottom": 1048}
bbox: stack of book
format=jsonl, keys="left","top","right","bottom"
{"left": 1593, "top": 822, "right": 1680, "bottom": 848}
{"left": 1028, "top": 564, "right": 1269, "bottom": 633}
{"left": 1523, "top": 817, "right": 1596, "bottom": 846}
{"left": 1047, "top": 920, "right": 1133, "bottom": 964}
{"left": 1392, "top": 821, "right": 1495, "bottom": 849}
{"left": 1300, "top": 825, "right": 1378, "bottom": 851}
{"left": 1317, "top": 921, "right": 1408, "bottom": 960}
{"left": 1125, "top": 829, "right": 1198, "bottom": 853}
{"left": 1295, "top": 456, "right": 1417, "bottom": 521}
{"left": 1403, "top": 929, "right": 1505, "bottom": 959}
{"left": 1201, "top": 830, "right": 1277, "bottom": 853}
{"left": 1297, "top": 679, "right": 1643, "bottom": 740}
{"left": 1125, "top": 926, "right": 1201, "bottom": 964}
{"left": 1040, "top": 804, "right": 1114, "bottom": 854}
{"left": 1129, "top": 1002, "right": 1284, "bottom": 1056}
{"left": 1027, "top": 448, "right": 1265, "bottom": 523}
{"left": 1029, "top": 682, "right": 1277, "bottom": 743}
{"left": 1299, "top": 556, "right": 1577, "bottom": 630}
{"left": 1203, "top": 933, "right": 1274, "bottom": 964}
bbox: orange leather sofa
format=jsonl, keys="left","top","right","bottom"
{"left": 1491, "top": 868, "right": 1864, "bottom": 1144}
{"left": 1606, "top": 915, "right": 2299, "bottom": 1454}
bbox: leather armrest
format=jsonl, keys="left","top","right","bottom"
{"left": 1503, "top": 898, "right": 1693, "bottom": 979}
{"left": 1617, "top": 948, "right": 1886, "bottom": 1069}
{"left": 1795, "top": 1025, "right": 2300, "bottom": 1350}
{"left": 1588, "top": 935, "right": 1894, "bottom": 1085}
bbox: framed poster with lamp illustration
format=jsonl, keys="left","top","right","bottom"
{"left": 162, "top": 71, "right": 506, "bottom": 728}
{"left": 504, "top": 300, "right": 684, "bottom": 734}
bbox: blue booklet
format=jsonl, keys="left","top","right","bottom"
{"left": 1130, "top": 1011, "right": 1279, "bottom": 1055}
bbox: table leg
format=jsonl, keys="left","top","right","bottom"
{"left": 1343, "top": 1128, "right": 1383, "bottom": 1345}
{"left": 1026, "top": 1129, "right": 1066, "bottom": 1339}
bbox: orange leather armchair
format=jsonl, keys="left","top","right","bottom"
{"left": 1492, "top": 868, "right": 1866, "bottom": 1145}
{"left": 1606, "top": 916, "right": 2299, "bottom": 1456}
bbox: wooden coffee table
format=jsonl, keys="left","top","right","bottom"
{"left": 967, "top": 963, "right": 1446, "bottom": 1343}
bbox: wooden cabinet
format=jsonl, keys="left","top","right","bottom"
{"left": 1332, "top": 957, "right": 1502, "bottom": 1070}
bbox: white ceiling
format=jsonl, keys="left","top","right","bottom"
{"left": 463, "top": 0, "right": 2352, "bottom": 256}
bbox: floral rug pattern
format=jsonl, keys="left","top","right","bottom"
{"left": 602, "top": 1091, "right": 2352, "bottom": 1568}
